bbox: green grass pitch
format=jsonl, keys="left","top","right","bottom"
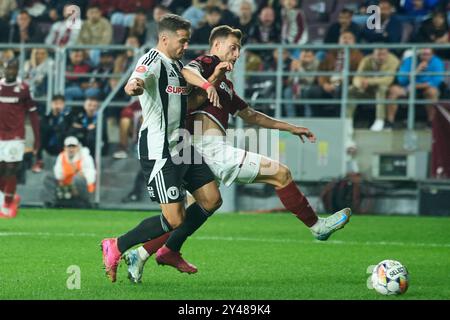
{"left": 0, "top": 209, "right": 449, "bottom": 300}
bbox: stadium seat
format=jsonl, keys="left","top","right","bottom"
{"left": 37, "top": 22, "right": 52, "bottom": 36}
{"left": 400, "top": 22, "right": 414, "bottom": 43}
{"left": 307, "top": 23, "right": 328, "bottom": 44}
{"left": 300, "top": 0, "right": 338, "bottom": 24}
{"left": 112, "top": 25, "right": 127, "bottom": 44}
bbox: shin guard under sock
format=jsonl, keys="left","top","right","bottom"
{"left": 117, "top": 214, "right": 172, "bottom": 253}
{"left": 165, "top": 203, "right": 212, "bottom": 252}
{"left": 275, "top": 181, "right": 318, "bottom": 227}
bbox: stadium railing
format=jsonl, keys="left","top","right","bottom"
{"left": 2, "top": 42, "right": 450, "bottom": 204}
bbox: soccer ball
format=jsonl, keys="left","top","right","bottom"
{"left": 370, "top": 260, "right": 409, "bottom": 295}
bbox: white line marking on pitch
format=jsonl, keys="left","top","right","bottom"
{"left": 194, "top": 236, "right": 450, "bottom": 249}
{"left": 0, "top": 232, "right": 449, "bottom": 249}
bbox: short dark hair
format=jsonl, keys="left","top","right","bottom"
{"left": 86, "top": 96, "right": 99, "bottom": 102}
{"left": 209, "top": 25, "right": 242, "bottom": 47}
{"left": 340, "top": 30, "right": 356, "bottom": 38}
{"left": 87, "top": 4, "right": 100, "bottom": 11}
{"left": 135, "top": 8, "right": 147, "bottom": 16}
{"left": 205, "top": 5, "right": 222, "bottom": 15}
{"left": 340, "top": 8, "right": 354, "bottom": 15}
{"left": 379, "top": 0, "right": 393, "bottom": 6}
{"left": 158, "top": 14, "right": 191, "bottom": 35}
{"left": 5, "top": 58, "right": 19, "bottom": 69}
{"left": 52, "top": 94, "right": 65, "bottom": 101}
{"left": 302, "top": 49, "right": 315, "bottom": 54}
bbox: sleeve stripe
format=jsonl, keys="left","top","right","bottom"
{"left": 141, "top": 50, "right": 155, "bottom": 65}
{"left": 175, "top": 60, "right": 183, "bottom": 70}
{"left": 142, "top": 50, "right": 159, "bottom": 66}
{"left": 186, "top": 61, "right": 202, "bottom": 73}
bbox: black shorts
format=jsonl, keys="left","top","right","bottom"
{"left": 140, "top": 148, "right": 215, "bottom": 204}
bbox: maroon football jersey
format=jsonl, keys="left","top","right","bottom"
{"left": 186, "top": 55, "right": 248, "bottom": 132}
{"left": 0, "top": 79, "right": 37, "bottom": 140}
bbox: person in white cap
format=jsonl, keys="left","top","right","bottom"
{"left": 41, "top": 136, "right": 96, "bottom": 207}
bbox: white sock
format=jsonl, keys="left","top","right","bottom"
{"left": 137, "top": 246, "right": 150, "bottom": 261}
{"left": 309, "top": 218, "right": 323, "bottom": 231}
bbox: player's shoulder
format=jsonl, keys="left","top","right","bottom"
{"left": 134, "top": 49, "right": 163, "bottom": 76}
{"left": 187, "top": 54, "right": 220, "bottom": 73}
{"left": 139, "top": 49, "right": 163, "bottom": 68}
{"left": 18, "top": 79, "right": 30, "bottom": 91}
{"left": 196, "top": 54, "right": 220, "bottom": 66}
{"left": 0, "top": 78, "right": 30, "bottom": 92}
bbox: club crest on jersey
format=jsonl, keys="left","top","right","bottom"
{"left": 135, "top": 65, "right": 148, "bottom": 73}
{"left": 166, "top": 85, "right": 189, "bottom": 95}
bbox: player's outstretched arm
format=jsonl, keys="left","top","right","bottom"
{"left": 182, "top": 66, "right": 221, "bottom": 108}
{"left": 125, "top": 78, "right": 145, "bottom": 96}
{"left": 238, "top": 107, "right": 316, "bottom": 143}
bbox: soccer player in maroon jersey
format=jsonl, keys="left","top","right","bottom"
{"left": 0, "top": 59, "right": 40, "bottom": 218}
{"left": 123, "top": 26, "right": 352, "bottom": 282}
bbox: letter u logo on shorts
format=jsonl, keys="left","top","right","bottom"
{"left": 167, "top": 186, "right": 179, "bottom": 200}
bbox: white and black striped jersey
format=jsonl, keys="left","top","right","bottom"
{"left": 129, "top": 48, "right": 190, "bottom": 160}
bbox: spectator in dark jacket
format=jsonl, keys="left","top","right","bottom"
{"left": 9, "top": 10, "right": 45, "bottom": 43}
{"left": 68, "top": 96, "right": 108, "bottom": 158}
{"left": 324, "top": 8, "right": 361, "bottom": 43}
{"left": 361, "top": 0, "right": 402, "bottom": 44}
{"left": 32, "top": 95, "right": 71, "bottom": 173}
{"left": 248, "top": 6, "right": 280, "bottom": 44}
{"left": 235, "top": 0, "right": 257, "bottom": 44}
{"left": 413, "top": 10, "right": 450, "bottom": 59}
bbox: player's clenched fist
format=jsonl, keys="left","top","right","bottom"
{"left": 290, "top": 126, "right": 316, "bottom": 143}
{"left": 213, "top": 62, "right": 233, "bottom": 80}
{"left": 125, "top": 78, "right": 144, "bottom": 96}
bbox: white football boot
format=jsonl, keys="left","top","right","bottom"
{"left": 310, "top": 208, "right": 352, "bottom": 241}
{"left": 123, "top": 249, "right": 147, "bottom": 283}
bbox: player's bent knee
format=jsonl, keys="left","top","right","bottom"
{"left": 199, "top": 194, "right": 223, "bottom": 213}
{"left": 166, "top": 216, "right": 184, "bottom": 229}
{"left": 163, "top": 210, "right": 186, "bottom": 229}
{"left": 276, "top": 165, "right": 292, "bottom": 188}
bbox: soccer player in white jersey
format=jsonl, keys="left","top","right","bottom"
{"left": 100, "top": 14, "right": 225, "bottom": 282}
{"left": 123, "top": 26, "right": 352, "bottom": 283}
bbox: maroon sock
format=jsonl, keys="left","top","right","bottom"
{"left": 4, "top": 176, "right": 17, "bottom": 204}
{"left": 0, "top": 176, "right": 5, "bottom": 192}
{"left": 275, "top": 181, "right": 318, "bottom": 227}
{"left": 143, "top": 232, "right": 171, "bottom": 255}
